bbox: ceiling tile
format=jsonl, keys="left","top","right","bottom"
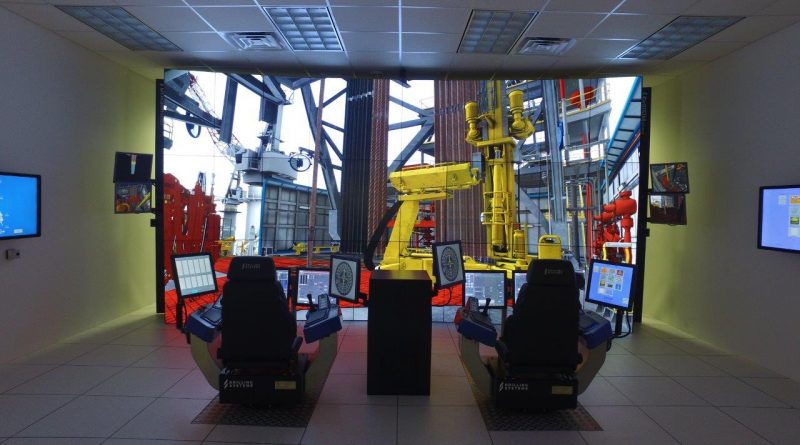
{"left": 671, "top": 40, "right": 746, "bottom": 61}
{"left": 552, "top": 56, "right": 612, "bottom": 71}
{"left": 545, "top": 0, "right": 625, "bottom": 13}
{"left": 403, "top": 0, "right": 547, "bottom": 9}
{"left": 255, "top": 0, "right": 328, "bottom": 5}
{"left": 347, "top": 51, "right": 400, "bottom": 69}
{"left": 126, "top": 6, "right": 212, "bottom": 33}
{"left": 331, "top": 6, "right": 398, "bottom": 32}
{"left": 42, "top": 0, "right": 114, "bottom": 4}
{"left": 401, "top": 7, "right": 471, "bottom": 34}
{"left": 588, "top": 14, "right": 675, "bottom": 40}
{"left": 616, "top": 0, "right": 697, "bottom": 14}
{"left": 115, "top": 0, "right": 185, "bottom": 5}
{"left": 563, "top": 38, "right": 638, "bottom": 58}
{"left": 602, "top": 57, "right": 662, "bottom": 75}
{"left": 500, "top": 54, "right": 558, "bottom": 70}
{"left": 684, "top": 0, "right": 775, "bottom": 16}
{"left": 709, "top": 15, "right": 800, "bottom": 42}
{"left": 2, "top": 3, "right": 93, "bottom": 31}
{"left": 449, "top": 53, "right": 506, "bottom": 72}
{"left": 526, "top": 12, "right": 606, "bottom": 38}
{"left": 56, "top": 30, "right": 129, "bottom": 51}
{"left": 329, "top": 0, "right": 398, "bottom": 5}
{"left": 194, "top": 6, "right": 274, "bottom": 32}
{"left": 402, "top": 33, "right": 461, "bottom": 52}
{"left": 189, "top": 50, "right": 252, "bottom": 65}
{"left": 246, "top": 51, "right": 300, "bottom": 67}
{"left": 294, "top": 51, "right": 351, "bottom": 67}
{"left": 340, "top": 32, "right": 398, "bottom": 52}
{"left": 756, "top": 0, "right": 800, "bottom": 15}
{"left": 161, "top": 31, "right": 233, "bottom": 51}
{"left": 185, "top": 0, "right": 255, "bottom": 5}
{"left": 401, "top": 52, "right": 454, "bottom": 69}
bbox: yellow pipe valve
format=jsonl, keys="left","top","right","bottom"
{"left": 508, "top": 89, "right": 533, "bottom": 140}
{"left": 464, "top": 101, "right": 481, "bottom": 143}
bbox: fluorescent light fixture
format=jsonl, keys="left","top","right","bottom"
{"left": 56, "top": 5, "right": 180, "bottom": 51}
{"left": 517, "top": 37, "right": 575, "bottom": 56}
{"left": 225, "top": 32, "right": 283, "bottom": 50}
{"left": 621, "top": 15, "right": 743, "bottom": 60}
{"left": 458, "top": 10, "right": 537, "bottom": 54}
{"left": 264, "top": 7, "right": 343, "bottom": 51}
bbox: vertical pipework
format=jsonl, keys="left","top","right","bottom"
{"left": 307, "top": 79, "right": 326, "bottom": 266}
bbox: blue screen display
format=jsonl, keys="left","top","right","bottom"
{"left": 760, "top": 187, "right": 800, "bottom": 252}
{"left": 586, "top": 261, "right": 635, "bottom": 310}
{"left": 0, "top": 174, "right": 39, "bottom": 239}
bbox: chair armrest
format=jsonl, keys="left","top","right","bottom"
{"left": 291, "top": 336, "right": 303, "bottom": 353}
{"left": 495, "top": 339, "right": 510, "bottom": 362}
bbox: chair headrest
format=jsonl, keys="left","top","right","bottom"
{"left": 227, "top": 256, "right": 277, "bottom": 282}
{"left": 526, "top": 259, "right": 576, "bottom": 287}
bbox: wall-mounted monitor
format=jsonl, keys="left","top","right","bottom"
{"left": 585, "top": 259, "right": 636, "bottom": 311}
{"left": 432, "top": 240, "right": 464, "bottom": 290}
{"left": 650, "top": 162, "right": 689, "bottom": 193}
{"left": 758, "top": 185, "right": 800, "bottom": 254}
{"left": 649, "top": 193, "right": 687, "bottom": 225}
{"left": 297, "top": 268, "right": 330, "bottom": 305}
{"left": 113, "top": 152, "right": 153, "bottom": 183}
{"left": 329, "top": 255, "right": 361, "bottom": 303}
{"left": 276, "top": 268, "right": 290, "bottom": 296}
{"left": 171, "top": 252, "right": 218, "bottom": 299}
{"left": 463, "top": 271, "right": 506, "bottom": 307}
{"left": 0, "top": 172, "right": 41, "bottom": 240}
{"left": 512, "top": 272, "right": 526, "bottom": 303}
{"left": 114, "top": 182, "right": 152, "bottom": 214}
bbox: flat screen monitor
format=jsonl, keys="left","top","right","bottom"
{"left": 297, "top": 268, "right": 330, "bottom": 305}
{"left": 585, "top": 259, "right": 636, "bottom": 311}
{"left": 171, "top": 252, "right": 218, "bottom": 299}
{"left": 649, "top": 193, "right": 687, "bottom": 225}
{"left": 464, "top": 271, "right": 506, "bottom": 307}
{"left": 329, "top": 255, "right": 361, "bottom": 303}
{"left": 650, "top": 162, "right": 689, "bottom": 193}
{"left": 758, "top": 185, "right": 800, "bottom": 253}
{"left": 512, "top": 272, "right": 526, "bottom": 303}
{"left": 0, "top": 172, "right": 41, "bottom": 240}
{"left": 113, "top": 152, "right": 152, "bottom": 182}
{"left": 276, "top": 268, "right": 289, "bottom": 296}
{"left": 114, "top": 182, "right": 152, "bottom": 214}
{"left": 432, "top": 240, "right": 465, "bottom": 290}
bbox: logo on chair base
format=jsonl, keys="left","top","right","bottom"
{"left": 223, "top": 379, "right": 254, "bottom": 389}
{"left": 498, "top": 382, "right": 529, "bottom": 392}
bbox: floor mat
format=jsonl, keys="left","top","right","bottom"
{"left": 192, "top": 394, "right": 318, "bottom": 428}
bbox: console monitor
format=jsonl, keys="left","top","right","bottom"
{"left": 463, "top": 271, "right": 506, "bottom": 307}
{"left": 113, "top": 152, "right": 153, "bottom": 183}
{"left": 276, "top": 268, "right": 290, "bottom": 296}
{"left": 171, "top": 252, "right": 218, "bottom": 299}
{"left": 758, "top": 185, "right": 800, "bottom": 254}
{"left": 297, "top": 268, "right": 330, "bottom": 305}
{"left": 329, "top": 255, "right": 361, "bottom": 303}
{"left": 585, "top": 259, "right": 636, "bottom": 311}
{"left": 432, "top": 240, "right": 465, "bottom": 290}
{"left": 649, "top": 193, "right": 687, "bottom": 225}
{"left": 0, "top": 172, "right": 40, "bottom": 240}
{"left": 512, "top": 272, "right": 526, "bottom": 303}
{"left": 650, "top": 162, "right": 689, "bottom": 193}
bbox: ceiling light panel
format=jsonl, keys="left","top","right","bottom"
{"left": 517, "top": 37, "right": 575, "bottom": 55}
{"left": 459, "top": 10, "right": 537, "bottom": 54}
{"left": 264, "top": 7, "right": 343, "bottom": 51}
{"left": 56, "top": 6, "right": 181, "bottom": 51}
{"left": 225, "top": 32, "right": 283, "bottom": 51}
{"left": 622, "top": 16, "right": 743, "bottom": 60}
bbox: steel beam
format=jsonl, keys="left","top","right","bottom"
{"left": 163, "top": 86, "right": 221, "bottom": 129}
{"left": 388, "top": 118, "right": 427, "bottom": 131}
{"left": 387, "top": 120, "right": 434, "bottom": 175}
{"left": 229, "top": 73, "right": 288, "bottom": 104}
{"left": 543, "top": 80, "right": 565, "bottom": 224}
{"left": 389, "top": 96, "right": 428, "bottom": 116}
{"left": 300, "top": 84, "right": 341, "bottom": 212}
{"left": 219, "top": 77, "right": 238, "bottom": 144}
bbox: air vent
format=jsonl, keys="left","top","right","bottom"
{"left": 517, "top": 37, "right": 575, "bottom": 55}
{"left": 225, "top": 32, "right": 283, "bottom": 50}
{"left": 622, "top": 16, "right": 743, "bottom": 60}
{"left": 263, "top": 7, "right": 343, "bottom": 51}
{"left": 458, "top": 10, "right": 537, "bottom": 54}
{"left": 56, "top": 5, "right": 180, "bottom": 51}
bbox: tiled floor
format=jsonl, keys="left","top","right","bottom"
{"left": 1, "top": 308, "right": 799, "bottom": 445}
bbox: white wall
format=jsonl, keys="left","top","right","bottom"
{"left": 0, "top": 7, "right": 156, "bottom": 361}
{"left": 644, "top": 22, "right": 800, "bottom": 380}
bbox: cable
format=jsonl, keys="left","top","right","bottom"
{"left": 614, "top": 310, "right": 633, "bottom": 338}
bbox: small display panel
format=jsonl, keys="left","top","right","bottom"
{"left": 650, "top": 162, "right": 689, "bottom": 193}
{"left": 464, "top": 271, "right": 506, "bottom": 307}
{"left": 113, "top": 152, "right": 153, "bottom": 182}
{"left": 297, "top": 269, "right": 330, "bottom": 305}
{"left": 329, "top": 255, "right": 361, "bottom": 303}
{"left": 276, "top": 268, "right": 289, "bottom": 296}
{"left": 585, "top": 259, "right": 636, "bottom": 311}
{"left": 758, "top": 185, "right": 800, "bottom": 254}
{"left": 171, "top": 252, "right": 218, "bottom": 299}
{"left": 114, "top": 182, "right": 152, "bottom": 214}
{"left": 0, "top": 172, "right": 40, "bottom": 240}
{"left": 512, "top": 272, "right": 526, "bottom": 303}
{"left": 649, "top": 193, "right": 687, "bottom": 225}
{"left": 432, "top": 240, "right": 465, "bottom": 289}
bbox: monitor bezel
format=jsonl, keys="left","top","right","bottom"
{"left": 584, "top": 259, "right": 636, "bottom": 311}
{"left": 329, "top": 254, "right": 361, "bottom": 303}
{"left": 275, "top": 267, "right": 291, "bottom": 297}
{"left": 757, "top": 184, "right": 800, "bottom": 254}
{"left": 295, "top": 266, "right": 331, "bottom": 306}
{"left": 650, "top": 162, "right": 690, "bottom": 194}
{"left": 462, "top": 270, "right": 508, "bottom": 308}
{"left": 113, "top": 151, "right": 153, "bottom": 183}
{"left": 512, "top": 271, "right": 527, "bottom": 303}
{"left": 170, "top": 252, "right": 218, "bottom": 300}
{"left": 0, "top": 171, "right": 41, "bottom": 241}
{"left": 648, "top": 192, "right": 687, "bottom": 225}
{"left": 431, "top": 240, "right": 465, "bottom": 290}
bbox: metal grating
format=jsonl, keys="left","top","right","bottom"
{"left": 192, "top": 395, "right": 317, "bottom": 427}
{"left": 57, "top": 6, "right": 180, "bottom": 51}
{"left": 622, "top": 16, "right": 743, "bottom": 60}
{"left": 264, "top": 7, "right": 343, "bottom": 51}
{"left": 459, "top": 10, "right": 537, "bottom": 54}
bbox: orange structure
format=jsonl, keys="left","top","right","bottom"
{"left": 591, "top": 190, "right": 637, "bottom": 262}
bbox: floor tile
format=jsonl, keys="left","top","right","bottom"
{"left": 8, "top": 365, "right": 122, "bottom": 395}
{"left": 0, "top": 365, "right": 55, "bottom": 393}
{"left": 721, "top": 406, "right": 800, "bottom": 445}
{"left": 639, "top": 354, "right": 727, "bottom": 377}
{"left": 162, "top": 369, "right": 219, "bottom": 400}
{"left": 606, "top": 376, "right": 707, "bottom": 406}
{"left": 0, "top": 394, "right": 73, "bottom": 436}
{"left": 339, "top": 335, "right": 367, "bottom": 353}
{"left": 14, "top": 343, "right": 99, "bottom": 366}
{"left": 132, "top": 346, "right": 197, "bottom": 369}
{"left": 110, "top": 325, "right": 184, "bottom": 346}
{"left": 317, "top": 373, "right": 397, "bottom": 405}
{"left": 399, "top": 375, "right": 476, "bottom": 406}
{"left": 346, "top": 323, "right": 368, "bottom": 336}
{"left": 431, "top": 337, "right": 456, "bottom": 354}
{"left": 330, "top": 352, "right": 366, "bottom": 375}
{"left": 68, "top": 345, "right": 157, "bottom": 367}
{"left": 19, "top": 395, "right": 153, "bottom": 438}
{"left": 615, "top": 337, "right": 685, "bottom": 355}
{"left": 106, "top": 440, "right": 200, "bottom": 445}
{"left": 206, "top": 424, "right": 304, "bottom": 444}
{"left": 643, "top": 406, "right": 769, "bottom": 445}
{"left": 597, "top": 354, "right": 663, "bottom": 377}
{"left": 578, "top": 376, "right": 633, "bottom": 406}
{"left": 431, "top": 323, "right": 451, "bottom": 338}
{"left": 3, "top": 439, "right": 104, "bottom": 444}
{"left": 491, "top": 430, "right": 586, "bottom": 445}
{"left": 675, "top": 376, "right": 786, "bottom": 407}
{"left": 667, "top": 339, "right": 728, "bottom": 355}
{"left": 398, "top": 405, "right": 490, "bottom": 445}
{"left": 582, "top": 406, "right": 678, "bottom": 445}
{"left": 430, "top": 353, "right": 465, "bottom": 377}
{"left": 87, "top": 367, "right": 191, "bottom": 397}
{"left": 743, "top": 378, "right": 800, "bottom": 408}
{"left": 697, "top": 355, "right": 784, "bottom": 378}
{"left": 302, "top": 403, "right": 397, "bottom": 445}
{"left": 113, "top": 398, "right": 213, "bottom": 441}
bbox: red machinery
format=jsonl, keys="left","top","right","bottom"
{"left": 162, "top": 173, "right": 221, "bottom": 284}
{"left": 591, "top": 190, "right": 636, "bottom": 263}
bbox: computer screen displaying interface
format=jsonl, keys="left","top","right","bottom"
{"left": 585, "top": 260, "right": 635, "bottom": 311}
{"left": 759, "top": 185, "right": 800, "bottom": 253}
{"left": 276, "top": 268, "right": 289, "bottom": 296}
{"left": 329, "top": 255, "right": 361, "bottom": 303}
{"left": 464, "top": 271, "right": 506, "bottom": 307}
{"left": 297, "top": 269, "right": 330, "bottom": 305}
{"left": 172, "top": 253, "right": 217, "bottom": 298}
{"left": 512, "top": 272, "right": 526, "bottom": 303}
{"left": 0, "top": 172, "right": 40, "bottom": 240}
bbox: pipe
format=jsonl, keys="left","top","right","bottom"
{"left": 307, "top": 79, "right": 326, "bottom": 267}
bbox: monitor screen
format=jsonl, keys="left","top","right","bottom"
{"left": 114, "top": 182, "right": 152, "bottom": 214}
{"left": 297, "top": 269, "right": 330, "bottom": 305}
{"left": 329, "top": 255, "right": 361, "bottom": 303}
{"left": 650, "top": 162, "right": 689, "bottom": 193}
{"left": 585, "top": 259, "right": 636, "bottom": 311}
{"left": 758, "top": 185, "right": 800, "bottom": 253}
{"left": 464, "top": 271, "right": 506, "bottom": 307}
{"left": 276, "top": 268, "right": 289, "bottom": 296}
{"left": 171, "top": 253, "right": 218, "bottom": 299}
{"left": 113, "top": 152, "right": 153, "bottom": 182}
{"left": 649, "top": 193, "right": 687, "bottom": 225}
{"left": 432, "top": 240, "right": 465, "bottom": 289}
{"left": 0, "top": 172, "right": 41, "bottom": 240}
{"left": 512, "top": 272, "right": 526, "bottom": 303}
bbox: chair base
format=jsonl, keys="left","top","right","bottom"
{"left": 489, "top": 358, "right": 578, "bottom": 410}
{"left": 219, "top": 358, "right": 306, "bottom": 406}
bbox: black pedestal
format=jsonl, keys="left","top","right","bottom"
{"left": 367, "top": 270, "right": 432, "bottom": 395}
